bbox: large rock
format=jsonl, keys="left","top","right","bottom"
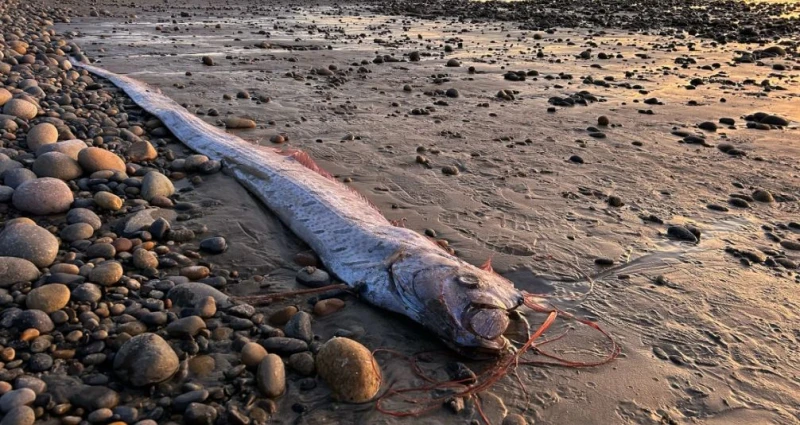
{"left": 0, "top": 223, "right": 58, "bottom": 267}
{"left": 36, "top": 139, "right": 86, "bottom": 160}
{"left": 32, "top": 152, "right": 83, "bottom": 180}
{"left": 113, "top": 333, "right": 179, "bottom": 386}
{"left": 26, "top": 123, "right": 58, "bottom": 151}
{"left": 26, "top": 284, "right": 70, "bottom": 313}
{"left": 78, "top": 147, "right": 126, "bottom": 173}
{"left": 3, "top": 99, "right": 37, "bottom": 120}
{"left": 0, "top": 257, "right": 40, "bottom": 288}
{"left": 0, "top": 405, "right": 35, "bottom": 425}
{"left": 316, "top": 337, "right": 382, "bottom": 402}
{"left": 12, "top": 177, "right": 73, "bottom": 215}
{"left": 256, "top": 354, "right": 285, "bottom": 398}
{"left": 0, "top": 388, "right": 35, "bottom": 413}
{"left": 140, "top": 171, "right": 174, "bottom": 201}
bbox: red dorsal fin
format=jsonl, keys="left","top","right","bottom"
{"left": 480, "top": 257, "right": 494, "bottom": 273}
{"left": 277, "top": 148, "right": 382, "bottom": 214}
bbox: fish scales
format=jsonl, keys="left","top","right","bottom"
{"left": 73, "top": 59, "right": 525, "bottom": 357}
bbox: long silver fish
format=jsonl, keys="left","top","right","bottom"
{"left": 72, "top": 59, "right": 527, "bottom": 358}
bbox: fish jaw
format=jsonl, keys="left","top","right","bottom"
{"left": 390, "top": 249, "right": 524, "bottom": 358}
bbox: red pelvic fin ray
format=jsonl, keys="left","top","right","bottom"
{"left": 479, "top": 258, "right": 494, "bottom": 273}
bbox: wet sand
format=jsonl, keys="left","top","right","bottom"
{"left": 56, "top": 0, "right": 800, "bottom": 423}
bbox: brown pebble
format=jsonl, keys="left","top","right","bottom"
{"left": 293, "top": 251, "right": 319, "bottom": 267}
{"left": 313, "top": 298, "right": 345, "bottom": 316}
{"left": 111, "top": 238, "right": 133, "bottom": 252}
{"left": 180, "top": 266, "right": 210, "bottom": 280}
{"left": 269, "top": 306, "right": 298, "bottom": 325}
{"left": 20, "top": 328, "right": 40, "bottom": 341}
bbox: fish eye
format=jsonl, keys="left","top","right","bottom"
{"left": 456, "top": 274, "right": 480, "bottom": 288}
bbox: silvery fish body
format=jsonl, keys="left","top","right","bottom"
{"left": 73, "top": 59, "right": 524, "bottom": 357}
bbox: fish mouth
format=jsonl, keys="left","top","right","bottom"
{"left": 450, "top": 335, "right": 510, "bottom": 359}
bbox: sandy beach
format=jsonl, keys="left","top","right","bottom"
{"left": 0, "top": 0, "right": 799, "bottom": 424}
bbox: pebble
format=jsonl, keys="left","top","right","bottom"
{"left": 313, "top": 298, "right": 345, "bottom": 316}
{"left": 128, "top": 141, "right": 157, "bottom": 162}
{"left": 0, "top": 388, "right": 35, "bottom": 413}
{"left": 12, "top": 177, "right": 74, "bottom": 215}
{"left": 256, "top": 354, "right": 286, "bottom": 398}
{"left": 284, "top": 311, "right": 313, "bottom": 342}
{"left": 728, "top": 198, "right": 750, "bottom": 208}
{"left": 288, "top": 352, "right": 316, "bottom": 376}
{"left": 185, "top": 402, "right": 217, "bottom": 425}
{"left": 60, "top": 222, "right": 95, "bottom": 242}
{"left": 32, "top": 152, "right": 82, "bottom": 180}
{"left": 69, "top": 386, "right": 120, "bottom": 410}
{"left": 667, "top": 226, "right": 698, "bottom": 243}
{"left": 269, "top": 306, "right": 298, "bottom": 325}
{"left": 0, "top": 257, "right": 40, "bottom": 287}
{"left": 296, "top": 266, "right": 330, "bottom": 288}
{"left": 26, "top": 123, "right": 58, "bottom": 150}
{"left": 78, "top": 147, "right": 126, "bottom": 173}
{"left": 261, "top": 337, "right": 308, "bottom": 354}
{"left": 36, "top": 139, "right": 87, "bottom": 160}
{"left": 25, "top": 284, "right": 70, "bottom": 313}
{"left": 780, "top": 240, "right": 800, "bottom": 251}
{"left": 113, "top": 333, "right": 179, "bottom": 386}
{"left": 0, "top": 223, "right": 58, "bottom": 267}
{"left": 140, "top": 171, "right": 174, "bottom": 201}
{"left": 225, "top": 117, "right": 256, "bottom": 129}
{"left": 241, "top": 342, "right": 268, "bottom": 367}
{"left": 195, "top": 296, "right": 216, "bottom": 318}
{"left": 94, "top": 191, "right": 124, "bottom": 211}
{"left": 132, "top": 248, "right": 158, "bottom": 269}
{"left": 316, "top": 337, "right": 381, "bottom": 402}
{"left": 67, "top": 208, "right": 103, "bottom": 230}
{"left": 3, "top": 99, "right": 37, "bottom": 120}
{"left": 181, "top": 265, "right": 210, "bottom": 280}
{"left": 3, "top": 169, "right": 35, "bottom": 189}
{"left": 752, "top": 189, "right": 774, "bottom": 203}
{"left": 167, "top": 282, "right": 231, "bottom": 309}
{"left": 89, "top": 261, "right": 124, "bottom": 286}
{"left": 0, "top": 406, "right": 35, "bottom": 425}
{"left": 199, "top": 237, "right": 227, "bottom": 253}
{"left": 71, "top": 283, "right": 102, "bottom": 303}
{"left": 166, "top": 315, "right": 206, "bottom": 338}
{"left": 502, "top": 414, "right": 529, "bottom": 425}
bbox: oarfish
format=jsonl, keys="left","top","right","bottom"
{"left": 71, "top": 59, "right": 527, "bottom": 358}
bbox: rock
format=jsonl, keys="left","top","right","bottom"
{"left": 128, "top": 141, "right": 157, "bottom": 162}
{"left": 60, "top": 222, "right": 94, "bottom": 242}
{"left": 256, "top": 354, "right": 285, "bottom": 398}
{"left": 0, "top": 388, "right": 35, "bottom": 413}
{"left": 184, "top": 155, "right": 209, "bottom": 171}
{"left": 0, "top": 88, "right": 11, "bottom": 106}
{"left": 284, "top": 311, "right": 313, "bottom": 342}
{"left": 441, "top": 165, "right": 459, "bottom": 175}
{"left": 94, "top": 191, "right": 123, "bottom": 211}
{"left": 728, "top": 198, "right": 750, "bottom": 208}
{"left": 26, "top": 284, "right": 70, "bottom": 313}
{"left": 446, "top": 58, "right": 461, "bottom": 67}
{"left": 0, "top": 223, "right": 58, "bottom": 267}
{"left": 752, "top": 189, "right": 774, "bottom": 203}
{"left": 195, "top": 296, "right": 216, "bottom": 318}
{"left": 316, "top": 337, "right": 381, "bottom": 402}
{"left": 269, "top": 306, "right": 298, "bottom": 325}
{"left": 12, "top": 177, "right": 73, "bottom": 215}
{"left": 69, "top": 386, "right": 119, "bottom": 410}
{"left": 3, "top": 99, "right": 37, "bottom": 120}
{"left": 0, "top": 257, "right": 40, "bottom": 287}
{"left": 89, "top": 261, "right": 124, "bottom": 286}
{"left": 760, "top": 115, "right": 789, "bottom": 126}
{"left": 199, "top": 237, "right": 227, "bottom": 253}
{"left": 32, "top": 152, "right": 83, "bottom": 180}
{"left": 666, "top": 226, "right": 698, "bottom": 243}
{"left": 780, "top": 240, "right": 800, "bottom": 251}
{"left": 181, "top": 266, "right": 210, "bottom": 280}
{"left": 113, "top": 333, "right": 179, "bottom": 386}
{"left": 140, "top": 171, "right": 174, "bottom": 201}
{"left": 502, "top": 414, "right": 528, "bottom": 425}
{"left": 173, "top": 390, "right": 209, "bottom": 412}
{"left": 296, "top": 267, "right": 330, "bottom": 288}
{"left": 261, "top": 337, "right": 308, "bottom": 354}
{"left": 36, "top": 139, "right": 86, "bottom": 160}
{"left": 288, "top": 352, "right": 315, "bottom": 376}
{"left": 28, "top": 353, "right": 53, "bottom": 371}
{"left": 698, "top": 121, "right": 717, "bottom": 131}
{"left": 241, "top": 342, "right": 268, "bottom": 367}
{"left": 167, "top": 282, "right": 231, "bottom": 309}
{"left": 202, "top": 56, "right": 214, "bottom": 66}
{"left": 78, "top": 147, "right": 126, "bottom": 173}
{"left": 67, "top": 208, "right": 102, "bottom": 230}
{"left": 313, "top": 298, "right": 345, "bottom": 316}
{"left": 597, "top": 116, "right": 610, "bottom": 126}
{"left": 26, "top": 123, "right": 59, "bottom": 152}
{"left": 121, "top": 208, "right": 176, "bottom": 236}
{"left": 2, "top": 168, "right": 36, "bottom": 189}
{"left": 185, "top": 402, "right": 217, "bottom": 425}
{"left": 0, "top": 186, "right": 11, "bottom": 203}
{"left": 132, "top": 248, "right": 158, "bottom": 270}
{"left": 225, "top": 117, "right": 256, "bottom": 129}
{"left": 0, "top": 406, "right": 35, "bottom": 425}
{"left": 166, "top": 315, "right": 206, "bottom": 338}
{"left": 86, "top": 243, "right": 116, "bottom": 259}
{"left": 11, "top": 310, "right": 54, "bottom": 333}
{"left": 71, "top": 283, "right": 102, "bottom": 303}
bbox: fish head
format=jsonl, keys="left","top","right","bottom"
{"left": 391, "top": 251, "right": 524, "bottom": 358}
